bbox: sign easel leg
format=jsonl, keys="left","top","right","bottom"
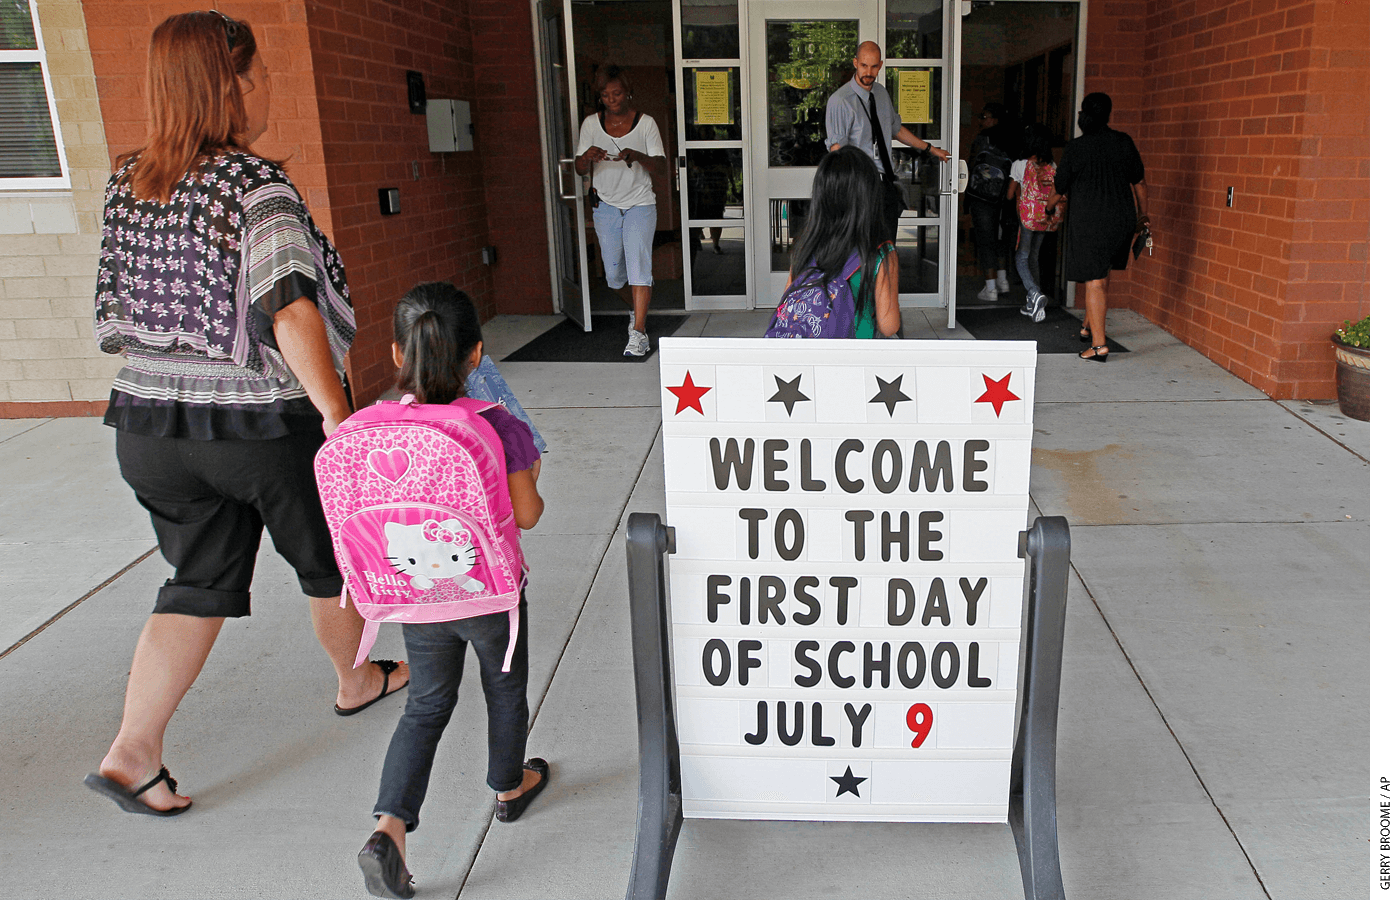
{"left": 625, "top": 512, "right": 684, "bottom": 900}
{"left": 1009, "top": 516, "right": 1071, "bottom": 900}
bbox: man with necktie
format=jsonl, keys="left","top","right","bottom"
{"left": 825, "top": 41, "right": 951, "bottom": 242}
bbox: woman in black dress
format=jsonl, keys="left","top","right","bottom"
{"left": 1054, "top": 93, "right": 1148, "bottom": 361}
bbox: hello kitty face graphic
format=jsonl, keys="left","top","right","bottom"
{"left": 384, "top": 519, "right": 486, "bottom": 592}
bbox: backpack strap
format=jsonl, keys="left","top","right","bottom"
{"left": 354, "top": 620, "right": 382, "bottom": 669}
{"left": 839, "top": 250, "right": 865, "bottom": 281}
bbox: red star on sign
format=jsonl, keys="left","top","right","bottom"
{"left": 666, "top": 371, "right": 712, "bottom": 416}
{"left": 974, "top": 372, "right": 1020, "bottom": 417}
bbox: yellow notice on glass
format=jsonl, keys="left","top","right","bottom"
{"left": 897, "top": 70, "right": 932, "bottom": 124}
{"left": 694, "top": 70, "right": 732, "bottom": 126}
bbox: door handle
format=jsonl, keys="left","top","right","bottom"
{"left": 558, "top": 158, "right": 577, "bottom": 200}
{"left": 941, "top": 159, "right": 969, "bottom": 196}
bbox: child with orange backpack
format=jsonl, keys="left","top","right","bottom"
{"left": 1007, "top": 124, "right": 1065, "bottom": 323}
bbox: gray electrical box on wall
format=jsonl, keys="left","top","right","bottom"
{"left": 426, "top": 99, "right": 473, "bottom": 152}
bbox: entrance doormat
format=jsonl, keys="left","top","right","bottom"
{"left": 956, "top": 306, "right": 1128, "bottom": 355}
{"left": 503, "top": 315, "right": 689, "bottom": 363}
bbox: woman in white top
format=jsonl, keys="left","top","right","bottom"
{"left": 574, "top": 65, "right": 667, "bottom": 357}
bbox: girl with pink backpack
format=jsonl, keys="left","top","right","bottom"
{"left": 323, "top": 283, "right": 546, "bottom": 899}
{"left": 1007, "top": 124, "right": 1065, "bottom": 323}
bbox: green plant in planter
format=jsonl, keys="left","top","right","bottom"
{"left": 1335, "top": 316, "right": 1369, "bottom": 349}
{"left": 1331, "top": 315, "right": 1369, "bottom": 422}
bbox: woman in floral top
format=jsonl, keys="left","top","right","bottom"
{"left": 83, "top": 11, "right": 408, "bottom": 817}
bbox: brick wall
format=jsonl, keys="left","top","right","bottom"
{"left": 1276, "top": 0, "right": 1368, "bottom": 397}
{"left": 1085, "top": 0, "right": 1368, "bottom": 399}
{"left": 0, "top": 0, "right": 121, "bottom": 414}
{"left": 306, "top": 0, "right": 491, "bottom": 402}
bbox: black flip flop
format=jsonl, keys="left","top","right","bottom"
{"left": 83, "top": 766, "right": 191, "bottom": 817}
{"left": 335, "top": 659, "right": 406, "bottom": 716}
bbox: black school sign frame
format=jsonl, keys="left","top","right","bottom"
{"left": 627, "top": 338, "right": 1071, "bottom": 899}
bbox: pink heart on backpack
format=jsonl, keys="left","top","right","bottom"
{"left": 368, "top": 447, "right": 412, "bottom": 484}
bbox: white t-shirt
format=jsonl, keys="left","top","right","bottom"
{"left": 1010, "top": 159, "right": 1028, "bottom": 184}
{"left": 576, "top": 112, "right": 665, "bottom": 210}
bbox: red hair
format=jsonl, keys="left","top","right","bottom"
{"left": 120, "top": 11, "right": 257, "bottom": 202}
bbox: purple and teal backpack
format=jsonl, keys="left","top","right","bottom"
{"left": 764, "top": 251, "right": 863, "bottom": 339}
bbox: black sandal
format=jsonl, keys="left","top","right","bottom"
{"left": 1079, "top": 344, "right": 1109, "bottom": 363}
{"left": 335, "top": 660, "right": 407, "bottom": 716}
{"left": 1078, "top": 326, "right": 1091, "bottom": 342}
{"left": 84, "top": 766, "right": 191, "bottom": 817}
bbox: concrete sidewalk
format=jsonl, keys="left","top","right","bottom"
{"left": 0, "top": 308, "right": 1368, "bottom": 899}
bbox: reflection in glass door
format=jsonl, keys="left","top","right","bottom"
{"left": 537, "top": 0, "right": 592, "bottom": 330}
{"left": 748, "top": 1, "right": 875, "bottom": 307}
{"left": 675, "top": 0, "right": 748, "bottom": 309}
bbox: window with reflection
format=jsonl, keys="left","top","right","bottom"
{"left": 886, "top": 0, "right": 944, "bottom": 60}
{"left": 681, "top": 0, "right": 739, "bottom": 59}
{"left": 766, "top": 20, "right": 857, "bottom": 168}
{"left": 689, "top": 227, "right": 746, "bottom": 295}
{"left": 894, "top": 224, "right": 940, "bottom": 294}
{"left": 686, "top": 148, "right": 744, "bottom": 221}
{"left": 769, "top": 199, "right": 811, "bottom": 273}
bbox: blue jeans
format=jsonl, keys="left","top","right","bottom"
{"left": 593, "top": 201, "right": 656, "bottom": 289}
{"left": 373, "top": 598, "right": 529, "bottom": 831}
{"left": 1016, "top": 226, "right": 1047, "bottom": 298}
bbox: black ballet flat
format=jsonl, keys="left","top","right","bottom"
{"left": 358, "top": 831, "right": 414, "bottom": 899}
{"left": 495, "top": 758, "right": 550, "bottom": 822}
{"left": 1079, "top": 344, "right": 1109, "bottom": 363}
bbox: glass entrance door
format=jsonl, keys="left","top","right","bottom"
{"left": 747, "top": 0, "right": 876, "bottom": 307}
{"left": 538, "top": 0, "right": 592, "bottom": 330}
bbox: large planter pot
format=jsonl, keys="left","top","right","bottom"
{"left": 1331, "top": 333, "right": 1369, "bottom": 422}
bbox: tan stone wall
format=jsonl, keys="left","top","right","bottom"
{"left": 0, "top": 0, "right": 121, "bottom": 408}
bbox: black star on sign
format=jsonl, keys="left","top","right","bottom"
{"left": 831, "top": 766, "right": 867, "bottom": 798}
{"left": 768, "top": 374, "right": 811, "bottom": 416}
{"left": 868, "top": 374, "right": 911, "bottom": 416}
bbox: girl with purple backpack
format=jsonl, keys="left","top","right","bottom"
{"left": 354, "top": 283, "right": 547, "bottom": 899}
{"left": 766, "top": 147, "right": 901, "bottom": 339}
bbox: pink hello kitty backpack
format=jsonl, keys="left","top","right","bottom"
{"left": 314, "top": 395, "right": 525, "bottom": 671}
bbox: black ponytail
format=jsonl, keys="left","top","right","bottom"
{"left": 393, "top": 282, "right": 483, "bottom": 405}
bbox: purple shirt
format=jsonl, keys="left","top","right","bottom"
{"left": 480, "top": 407, "right": 540, "bottom": 475}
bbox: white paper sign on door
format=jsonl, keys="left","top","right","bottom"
{"left": 660, "top": 337, "right": 1036, "bottom": 822}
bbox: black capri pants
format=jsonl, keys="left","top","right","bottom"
{"left": 116, "top": 430, "right": 344, "bottom": 618}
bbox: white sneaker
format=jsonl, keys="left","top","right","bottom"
{"left": 1019, "top": 291, "right": 1038, "bottom": 316}
{"left": 624, "top": 329, "right": 650, "bottom": 357}
{"left": 1029, "top": 292, "right": 1048, "bottom": 323}
{"left": 976, "top": 284, "right": 999, "bottom": 303}
{"left": 996, "top": 273, "right": 1011, "bottom": 293}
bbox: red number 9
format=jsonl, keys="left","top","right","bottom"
{"left": 906, "top": 703, "right": 933, "bottom": 748}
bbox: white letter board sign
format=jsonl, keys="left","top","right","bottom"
{"left": 659, "top": 337, "right": 1036, "bottom": 822}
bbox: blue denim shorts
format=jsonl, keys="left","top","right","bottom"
{"left": 593, "top": 201, "right": 657, "bottom": 289}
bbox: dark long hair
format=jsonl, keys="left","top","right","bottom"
{"left": 393, "top": 282, "right": 483, "bottom": 405}
{"left": 119, "top": 11, "right": 257, "bottom": 202}
{"left": 788, "top": 147, "right": 885, "bottom": 322}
